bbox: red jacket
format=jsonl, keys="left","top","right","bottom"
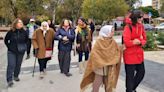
{"left": 124, "top": 17, "right": 132, "bottom": 24}
{"left": 123, "top": 23, "right": 147, "bottom": 64}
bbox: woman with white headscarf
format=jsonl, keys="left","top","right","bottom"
{"left": 80, "top": 25, "right": 122, "bottom": 92}
{"left": 32, "top": 21, "right": 55, "bottom": 79}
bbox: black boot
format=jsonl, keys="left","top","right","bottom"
{"left": 8, "top": 81, "right": 14, "bottom": 87}
{"left": 26, "top": 54, "right": 30, "bottom": 59}
{"left": 14, "top": 77, "right": 20, "bottom": 82}
{"left": 65, "top": 73, "right": 72, "bottom": 77}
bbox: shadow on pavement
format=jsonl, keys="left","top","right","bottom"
{"left": 120, "top": 59, "right": 164, "bottom": 92}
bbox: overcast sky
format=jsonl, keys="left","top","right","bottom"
{"left": 142, "top": 0, "right": 152, "bottom": 6}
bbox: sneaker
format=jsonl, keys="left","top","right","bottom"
{"left": 14, "top": 77, "right": 20, "bottom": 82}
{"left": 65, "top": 73, "right": 72, "bottom": 77}
{"left": 8, "top": 81, "right": 14, "bottom": 87}
{"left": 43, "top": 69, "right": 47, "bottom": 75}
{"left": 39, "top": 72, "right": 44, "bottom": 79}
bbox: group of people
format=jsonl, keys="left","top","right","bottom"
{"left": 4, "top": 9, "right": 146, "bottom": 92}
{"left": 80, "top": 10, "right": 147, "bottom": 92}
{"left": 4, "top": 17, "right": 95, "bottom": 87}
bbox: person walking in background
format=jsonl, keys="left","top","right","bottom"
{"left": 26, "top": 18, "right": 38, "bottom": 59}
{"left": 4, "top": 18, "right": 28, "bottom": 87}
{"left": 88, "top": 19, "right": 95, "bottom": 39}
{"left": 55, "top": 19, "right": 75, "bottom": 77}
{"left": 114, "top": 23, "right": 117, "bottom": 31}
{"left": 88, "top": 19, "right": 95, "bottom": 50}
{"left": 47, "top": 20, "right": 56, "bottom": 53}
{"left": 47, "top": 19, "right": 56, "bottom": 32}
{"left": 123, "top": 10, "right": 147, "bottom": 92}
{"left": 32, "top": 21, "right": 55, "bottom": 79}
{"left": 75, "top": 17, "right": 92, "bottom": 74}
{"left": 80, "top": 25, "right": 122, "bottom": 92}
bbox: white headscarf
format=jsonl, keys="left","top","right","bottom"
{"left": 40, "top": 21, "right": 50, "bottom": 36}
{"left": 99, "top": 25, "right": 114, "bottom": 37}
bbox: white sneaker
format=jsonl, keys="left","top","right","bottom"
{"left": 43, "top": 69, "right": 47, "bottom": 75}
{"left": 40, "top": 72, "right": 44, "bottom": 79}
{"left": 79, "top": 62, "right": 84, "bottom": 74}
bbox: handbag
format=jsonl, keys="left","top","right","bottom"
{"left": 62, "top": 40, "right": 69, "bottom": 45}
{"left": 17, "top": 30, "right": 27, "bottom": 53}
{"left": 45, "top": 48, "right": 53, "bottom": 58}
{"left": 17, "top": 43, "right": 27, "bottom": 53}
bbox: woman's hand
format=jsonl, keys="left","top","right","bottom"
{"left": 76, "top": 44, "right": 80, "bottom": 48}
{"left": 33, "top": 48, "right": 39, "bottom": 57}
{"left": 86, "top": 36, "right": 89, "bottom": 40}
{"left": 62, "top": 36, "right": 69, "bottom": 41}
{"left": 133, "top": 39, "right": 141, "bottom": 45}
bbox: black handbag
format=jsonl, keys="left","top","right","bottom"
{"left": 17, "top": 31, "right": 27, "bottom": 53}
{"left": 17, "top": 43, "right": 27, "bottom": 53}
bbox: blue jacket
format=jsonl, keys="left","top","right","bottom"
{"left": 55, "top": 28, "right": 75, "bottom": 51}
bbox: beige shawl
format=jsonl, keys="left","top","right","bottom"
{"left": 80, "top": 37, "right": 122, "bottom": 92}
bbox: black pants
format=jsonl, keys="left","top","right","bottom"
{"left": 27, "top": 39, "right": 32, "bottom": 55}
{"left": 7, "top": 51, "right": 24, "bottom": 82}
{"left": 78, "top": 51, "right": 89, "bottom": 62}
{"left": 58, "top": 51, "right": 71, "bottom": 74}
{"left": 125, "top": 62, "right": 145, "bottom": 92}
{"left": 38, "top": 58, "right": 49, "bottom": 72}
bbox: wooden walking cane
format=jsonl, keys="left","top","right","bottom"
{"left": 32, "top": 57, "right": 37, "bottom": 77}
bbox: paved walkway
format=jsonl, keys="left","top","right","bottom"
{"left": 0, "top": 36, "right": 164, "bottom": 92}
{"left": 0, "top": 40, "right": 7, "bottom": 92}
{"left": 6, "top": 52, "right": 158, "bottom": 92}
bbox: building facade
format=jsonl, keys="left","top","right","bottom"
{"left": 152, "top": 0, "right": 161, "bottom": 10}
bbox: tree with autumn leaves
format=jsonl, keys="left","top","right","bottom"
{"left": 0, "top": 0, "right": 130, "bottom": 25}
{"left": 82, "top": 0, "right": 129, "bottom": 23}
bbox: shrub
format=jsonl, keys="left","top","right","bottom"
{"left": 143, "top": 32, "right": 157, "bottom": 51}
{"left": 156, "top": 32, "right": 164, "bottom": 45}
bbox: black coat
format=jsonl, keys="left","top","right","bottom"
{"left": 4, "top": 29, "right": 28, "bottom": 53}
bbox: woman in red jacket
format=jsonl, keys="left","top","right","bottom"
{"left": 123, "top": 10, "right": 147, "bottom": 92}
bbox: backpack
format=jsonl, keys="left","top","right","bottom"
{"left": 122, "top": 24, "right": 132, "bottom": 44}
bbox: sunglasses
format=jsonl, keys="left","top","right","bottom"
{"left": 138, "top": 16, "right": 143, "bottom": 19}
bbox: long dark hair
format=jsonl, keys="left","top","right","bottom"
{"left": 130, "top": 10, "right": 143, "bottom": 26}
{"left": 78, "top": 17, "right": 88, "bottom": 25}
{"left": 59, "top": 19, "right": 72, "bottom": 29}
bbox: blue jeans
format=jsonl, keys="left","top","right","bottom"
{"left": 7, "top": 51, "right": 24, "bottom": 82}
{"left": 78, "top": 51, "right": 89, "bottom": 62}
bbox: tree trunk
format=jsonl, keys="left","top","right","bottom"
{"left": 52, "top": 9, "right": 56, "bottom": 24}
{"left": 8, "top": 0, "right": 18, "bottom": 18}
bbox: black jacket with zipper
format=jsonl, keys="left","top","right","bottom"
{"left": 4, "top": 28, "right": 28, "bottom": 54}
